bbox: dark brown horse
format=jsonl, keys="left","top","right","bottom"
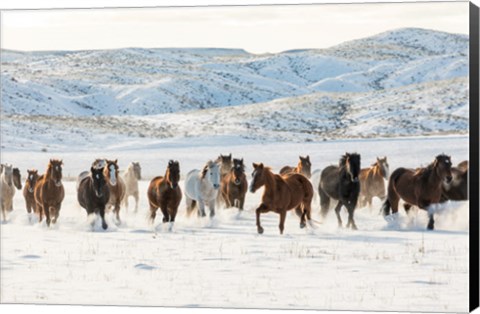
{"left": 23, "top": 169, "right": 39, "bottom": 219}
{"left": 441, "top": 160, "right": 468, "bottom": 202}
{"left": 78, "top": 166, "right": 111, "bottom": 230}
{"left": 147, "top": 160, "right": 182, "bottom": 231}
{"left": 319, "top": 153, "right": 361, "bottom": 229}
{"left": 34, "top": 159, "right": 65, "bottom": 226}
{"left": 250, "top": 163, "right": 314, "bottom": 234}
{"left": 382, "top": 154, "right": 453, "bottom": 230}
{"left": 220, "top": 158, "right": 248, "bottom": 211}
{"left": 279, "top": 155, "right": 312, "bottom": 178}
{"left": 358, "top": 157, "right": 389, "bottom": 208}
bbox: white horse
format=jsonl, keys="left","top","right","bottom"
{"left": 123, "top": 162, "right": 141, "bottom": 213}
{"left": 184, "top": 160, "right": 221, "bottom": 218}
{"left": 1, "top": 164, "right": 17, "bottom": 222}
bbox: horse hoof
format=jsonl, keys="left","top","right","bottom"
{"left": 102, "top": 223, "right": 108, "bottom": 230}
{"left": 257, "top": 226, "right": 264, "bottom": 234}
{"left": 351, "top": 225, "right": 358, "bottom": 230}
{"left": 300, "top": 222, "right": 306, "bottom": 229}
{"left": 427, "top": 225, "right": 434, "bottom": 230}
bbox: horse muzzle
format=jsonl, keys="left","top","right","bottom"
{"left": 55, "top": 180, "right": 62, "bottom": 187}
{"left": 234, "top": 179, "right": 241, "bottom": 185}
{"left": 28, "top": 187, "right": 34, "bottom": 193}
{"left": 445, "top": 176, "right": 453, "bottom": 184}
{"left": 96, "top": 190, "right": 104, "bottom": 198}
{"left": 170, "top": 183, "right": 178, "bottom": 189}
{"left": 213, "top": 184, "right": 220, "bottom": 190}
{"left": 352, "top": 177, "right": 359, "bottom": 183}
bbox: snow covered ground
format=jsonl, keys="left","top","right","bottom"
{"left": 0, "top": 136, "right": 469, "bottom": 312}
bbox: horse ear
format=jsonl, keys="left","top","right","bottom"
{"left": 306, "top": 155, "right": 310, "bottom": 160}
{"left": 252, "top": 163, "right": 258, "bottom": 169}
{"left": 258, "top": 163, "right": 264, "bottom": 169}
{"left": 229, "top": 153, "right": 232, "bottom": 159}
{"left": 114, "top": 159, "right": 118, "bottom": 164}
{"left": 169, "top": 160, "right": 173, "bottom": 165}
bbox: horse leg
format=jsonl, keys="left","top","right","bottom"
{"left": 52, "top": 203, "right": 61, "bottom": 224}
{"left": 297, "top": 205, "right": 306, "bottom": 229}
{"left": 114, "top": 200, "right": 121, "bottom": 224}
{"left": 99, "top": 206, "right": 108, "bottom": 230}
{"left": 160, "top": 203, "right": 170, "bottom": 223}
{"left": 347, "top": 205, "right": 357, "bottom": 230}
{"left": 427, "top": 213, "right": 435, "bottom": 230}
{"left": 185, "top": 197, "right": 196, "bottom": 216}
{"left": 1, "top": 203, "right": 5, "bottom": 222}
{"left": 279, "top": 209, "right": 287, "bottom": 235}
{"left": 133, "top": 191, "right": 139, "bottom": 213}
{"left": 334, "top": 201, "right": 343, "bottom": 228}
{"left": 168, "top": 207, "right": 177, "bottom": 232}
{"left": 255, "top": 203, "right": 268, "bottom": 234}
{"left": 43, "top": 203, "right": 51, "bottom": 227}
{"left": 149, "top": 204, "right": 157, "bottom": 224}
{"left": 238, "top": 195, "right": 245, "bottom": 211}
{"left": 208, "top": 199, "right": 216, "bottom": 218}
{"left": 197, "top": 201, "right": 206, "bottom": 217}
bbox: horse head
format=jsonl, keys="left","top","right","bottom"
{"left": 26, "top": 169, "right": 39, "bottom": 193}
{"left": 201, "top": 160, "right": 220, "bottom": 190}
{"left": 13, "top": 168, "right": 22, "bottom": 190}
{"left": 298, "top": 155, "right": 312, "bottom": 178}
{"left": 1, "top": 164, "right": 13, "bottom": 187}
{"left": 250, "top": 162, "right": 268, "bottom": 193}
{"left": 343, "top": 153, "right": 361, "bottom": 183}
{"left": 105, "top": 159, "right": 119, "bottom": 186}
{"left": 216, "top": 153, "right": 233, "bottom": 176}
{"left": 167, "top": 160, "right": 180, "bottom": 189}
{"left": 433, "top": 154, "right": 452, "bottom": 183}
{"left": 48, "top": 159, "right": 63, "bottom": 187}
{"left": 91, "top": 166, "right": 106, "bottom": 198}
{"left": 376, "top": 156, "right": 389, "bottom": 179}
{"left": 232, "top": 158, "right": 245, "bottom": 185}
{"left": 132, "top": 162, "right": 142, "bottom": 180}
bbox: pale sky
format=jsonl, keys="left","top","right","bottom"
{"left": 1, "top": 2, "right": 469, "bottom": 54}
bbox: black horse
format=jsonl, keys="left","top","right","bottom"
{"left": 318, "top": 153, "right": 361, "bottom": 229}
{"left": 77, "top": 167, "right": 110, "bottom": 230}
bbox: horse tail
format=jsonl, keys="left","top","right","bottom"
{"left": 318, "top": 184, "right": 330, "bottom": 218}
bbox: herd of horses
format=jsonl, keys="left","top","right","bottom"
{"left": 0, "top": 152, "right": 469, "bottom": 234}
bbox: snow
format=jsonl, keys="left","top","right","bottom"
{"left": 0, "top": 27, "right": 471, "bottom": 312}
{"left": 0, "top": 136, "right": 470, "bottom": 312}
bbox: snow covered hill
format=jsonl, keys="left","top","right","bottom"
{"left": 1, "top": 28, "right": 468, "bottom": 117}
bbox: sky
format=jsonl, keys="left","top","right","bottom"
{"left": 0, "top": 1, "right": 469, "bottom": 54}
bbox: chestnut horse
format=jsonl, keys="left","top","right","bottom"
{"left": 34, "top": 159, "right": 65, "bottom": 226}
{"left": 279, "top": 155, "right": 312, "bottom": 178}
{"left": 23, "top": 169, "right": 39, "bottom": 219}
{"left": 220, "top": 158, "right": 248, "bottom": 211}
{"left": 77, "top": 166, "right": 110, "bottom": 230}
{"left": 382, "top": 154, "right": 452, "bottom": 230}
{"left": 441, "top": 160, "right": 468, "bottom": 202}
{"left": 250, "top": 163, "right": 313, "bottom": 234}
{"left": 358, "top": 157, "right": 389, "bottom": 208}
{"left": 147, "top": 160, "right": 182, "bottom": 231}
{"left": 319, "top": 153, "right": 361, "bottom": 229}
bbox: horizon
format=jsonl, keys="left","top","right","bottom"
{"left": 1, "top": 2, "right": 469, "bottom": 54}
{"left": 0, "top": 26, "right": 468, "bottom": 55}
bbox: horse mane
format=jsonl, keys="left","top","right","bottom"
{"left": 201, "top": 160, "right": 215, "bottom": 179}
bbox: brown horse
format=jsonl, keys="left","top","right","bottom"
{"left": 279, "top": 155, "right": 312, "bottom": 178}
{"left": 441, "top": 160, "right": 468, "bottom": 202}
{"left": 220, "top": 158, "right": 248, "bottom": 211}
{"left": 147, "top": 160, "right": 182, "bottom": 231}
{"left": 100, "top": 159, "right": 125, "bottom": 223}
{"left": 34, "top": 159, "right": 65, "bottom": 226}
{"left": 358, "top": 157, "right": 389, "bottom": 208}
{"left": 250, "top": 163, "right": 314, "bottom": 234}
{"left": 23, "top": 169, "right": 39, "bottom": 219}
{"left": 382, "top": 154, "right": 453, "bottom": 230}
